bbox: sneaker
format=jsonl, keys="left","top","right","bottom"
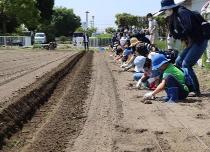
{"left": 188, "top": 92, "right": 202, "bottom": 97}
{"left": 120, "top": 63, "right": 128, "bottom": 68}
{"left": 155, "top": 96, "right": 169, "bottom": 102}
{"left": 156, "top": 96, "right": 176, "bottom": 103}
{"left": 162, "top": 96, "right": 170, "bottom": 102}
{"left": 167, "top": 99, "right": 176, "bottom": 103}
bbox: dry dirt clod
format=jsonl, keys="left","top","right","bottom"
{"left": 141, "top": 100, "right": 153, "bottom": 104}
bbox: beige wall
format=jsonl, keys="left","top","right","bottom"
{"left": 182, "top": 0, "right": 207, "bottom": 12}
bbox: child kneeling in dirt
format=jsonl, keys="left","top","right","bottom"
{"left": 144, "top": 54, "right": 189, "bottom": 102}
{"left": 133, "top": 43, "right": 160, "bottom": 90}
{"left": 135, "top": 43, "right": 179, "bottom": 90}
{"left": 124, "top": 42, "right": 151, "bottom": 81}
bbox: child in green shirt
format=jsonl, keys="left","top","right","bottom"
{"left": 144, "top": 54, "right": 189, "bottom": 102}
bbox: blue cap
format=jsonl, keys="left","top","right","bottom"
{"left": 152, "top": 54, "right": 170, "bottom": 70}
{"left": 160, "top": 0, "right": 178, "bottom": 11}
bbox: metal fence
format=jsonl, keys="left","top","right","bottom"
{"left": 89, "top": 37, "right": 112, "bottom": 47}
{"left": 0, "top": 36, "right": 31, "bottom": 47}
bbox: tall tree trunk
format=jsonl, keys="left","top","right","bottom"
{"left": 2, "top": 20, "right": 7, "bottom": 34}
{"left": 0, "top": 3, "right": 7, "bottom": 34}
{"left": 1, "top": 11, "right": 7, "bottom": 34}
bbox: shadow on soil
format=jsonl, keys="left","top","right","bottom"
{"left": 202, "top": 92, "right": 210, "bottom": 98}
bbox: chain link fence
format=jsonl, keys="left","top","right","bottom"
{"left": 89, "top": 37, "right": 112, "bottom": 47}
{"left": 0, "top": 36, "right": 31, "bottom": 47}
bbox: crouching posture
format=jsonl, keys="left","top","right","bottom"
{"left": 144, "top": 54, "right": 189, "bottom": 102}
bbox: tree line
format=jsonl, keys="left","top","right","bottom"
{"left": 0, "top": 0, "right": 81, "bottom": 41}
{"left": 106, "top": 13, "right": 168, "bottom": 37}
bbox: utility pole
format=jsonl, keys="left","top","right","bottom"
{"left": 85, "top": 11, "right": 90, "bottom": 30}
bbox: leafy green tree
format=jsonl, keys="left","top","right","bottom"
{"left": 0, "top": 0, "right": 10, "bottom": 33}
{"left": 105, "top": 27, "right": 116, "bottom": 34}
{"left": 75, "top": 27, "right": 97, "bottom": 37}
{"left": 53, "top": 7, "right": 81, "bottom": 37}
{"left": 12, "top": 0, "right": 40, "bottom": 31}
{"left": 35, "top": 0, "right": 55, "bottom": 41}
{"left": 0, "top": 15, "right": 19, "bottom": 34}
{"left": 115, "top": 13, "right": 139, "bottom": 27}
{"left": 75, "top": 27, "right": 84, "bottom": 33}
{"left": 136, "top": 16, "right": 148, "bottom": 29}
{"left": 86, "top": 27, "right": 97, "bottom": 36}
{"left": 0, "top": 0, "right": 40, "bottom": 33}
{"left": 37, "top": 23, "right": 55, "bottom": 42}
{"left": 155, "top": 16, "right": 168, "bottom": 37}
{"left": 36, "top": 0, "right": 54, "bottom": 22}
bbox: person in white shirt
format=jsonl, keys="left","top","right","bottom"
{"left": 120, "top": 33, "right": 128, "bottom": 47}
{"left": 147, "top": 13, "right": 158, "bottom": 44}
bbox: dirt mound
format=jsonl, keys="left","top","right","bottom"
{"left": 22, "top": 51, "right": 93, "bottom": 152}
{"left": 0, "top": 51, "right": 85, "bottom": 148}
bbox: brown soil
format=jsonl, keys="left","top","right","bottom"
{"left": 104, "top": 52, "right": 210, "bottom": 152}
{"left": 0, "top": 50, "right": 77, "bottom": 107}
{"left": 69, "top": 52, "right": 210, "bottom": 152}
{"left": 68, "top": 52, "right": 123, "bottom": 152}
{"left": 0, "top": 51, "right": 85, "bottom": 149}
{"left": 1, "top": 51, "right": 210, "bottom": 152}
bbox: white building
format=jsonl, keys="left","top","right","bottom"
{"left": 182, "top": 0, "right": 207, "bottom": 12}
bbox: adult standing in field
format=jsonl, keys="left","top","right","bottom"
{"left": 160, "top": 0, "right": 209, "bottom": 96}
{"left": 147, "top": 13, "right": 158, "bottom": 44}
{"left": 83, "top": 33, "right": 89, "bottom": 51}
{"left": 201, "top": 0, "right": 210, "bottom": 63}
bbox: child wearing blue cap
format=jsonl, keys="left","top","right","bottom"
{"left": 144, "top": 54, "right": 189, "bottom": 102}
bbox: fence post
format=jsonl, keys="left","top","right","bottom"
{"left": 3, "top": 37, "right": 6, "bottom": 46}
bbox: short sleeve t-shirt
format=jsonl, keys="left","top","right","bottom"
{"left": 163, "top": 64, "right": 189, "bottom": 92}
{"left": 134, "top": 56, "right": 146, "bottom": 73}
{"left": 120, "top": 37, "right": 127, "bottom": 46}
{"left": 123, "top": 48, "right": 133, "bottom": 57}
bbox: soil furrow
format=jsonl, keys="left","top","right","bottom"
{"left": 20, "top": 51, "right": 93, "bottom": 152}
{"left": 69, "top": 52, "right": 122, "bottom": 152}
{"left": 0, "top": 54, "right": 72, "bottom": 86}
{"left": 0, "top": 51, "right": 85, "bottom": 149}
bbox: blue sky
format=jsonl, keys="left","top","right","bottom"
{"left": 55, "top": 0, "right": 184, "bottom": 31}
{"left": 55, "top": 0, "right": 162, "bottom": 31}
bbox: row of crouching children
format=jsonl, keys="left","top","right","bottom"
{"left": 111, "top": 35, "right": 194, "bottom": 103}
